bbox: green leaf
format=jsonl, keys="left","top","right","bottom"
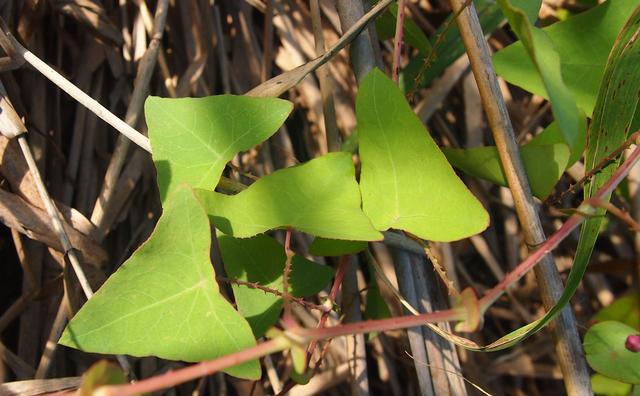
{"left": 357, "top": 69, "right": 489, "bottom": 241}
{"left": 196, "top": 152, "right": 383, "bottom": 241}
{"left": 145, "top": 95, "right": 292, "bottom": 201}
{"left": 593, "top": 292, "right": 640, "bottom": 330}
{"left": 469, "top": 5, "right": 640, "bottom": 352}
{"left": 585, "top": 321, "right": 640, "bottom": 385}
{"left": 78, "top": 361, "right": 126, "bottom": 396}
{"left": 494, "top": 0, "right": 640, "bottom": 116}
{"left": 60, "top": 185, "right": 260, "bottom": 380}
{"left": 444, "top": 143, "right": 569, "bottom": 199}
{"left": 496, "top": 0, "right": 582, "bottom": 150}
{"left": 592, "top": 373, "right": 634, "bottom": 396}
{"left": 218, "top": 233, "right": 334, "bottom": 337}
{"left": 444, "top": 119, "right": 587, "bottom": 199}
{"left": 309, "top": 237, "right": 367, "bottom": 256}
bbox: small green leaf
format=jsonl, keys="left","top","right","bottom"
{"left": 145, "top": 95, "right": 292, "bottom": 201}
{"left": 444, "top": 143, "right": 569, "bottom": 199}
{"left": 592, "top": 373, "right": 633, "bottom": 396}
{"left": 60, "top": 185, "right": 260, "bottom": 380}
{"left": 444, "top": 119, "right": 586, "bottom": 199}
{"left": 585, "top": 321, "right": 640, "bottom": 385}
{"left": 494, "top": 0, "right": 640, "bottom": 115}
{"left": 593, "top": 292, "right": 640, "bottom": 330}
{"left": 357, "top": 69, "right": 489, "bottom": 241}
{"left": 309, "top": 237, "right": 367, "bottom": 256}
{"left": 78, "top": 361, "right": 126, "bottom": 396}
{"left": 218, "top": 233, "right": 334, "bottom": 337}
{"left": 197, "top": 152, "right": 383, "bottom": 241}
{"left": 496, "top": 0, "right": 582, "bottom": 150}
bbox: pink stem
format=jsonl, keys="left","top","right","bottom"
{"left": 480, "top": 144, "right": 640, "bottom": 310}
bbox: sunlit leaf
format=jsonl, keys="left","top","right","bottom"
{"left": 357, "top": 69, "right": 489, "bottom": 241}
{"left": 146, "top": 95, "right": 292, "bottom": 201}
{"left": 219, "top": 233, "right": 334, "bottom": 337}
{"left": 60, "top": 185, "right": 260, "bottom": 379}
{"left": 494, "top": 0, "right": 640, "bottom": 115}
{"left": 496, "top": 0, "right": 582, "bottom": 150}
{"left": 197, "top": 153, "right": 383, "bottom": 241}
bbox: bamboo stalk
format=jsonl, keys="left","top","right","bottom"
{"left": 447, "top": 1, "right": 591, "bottom": 394}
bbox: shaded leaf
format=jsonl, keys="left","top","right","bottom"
{"left": 146, "top": 95, "right": 292, "bottom": 201}
{"left": 219, "top": 233, "right": 334, "bottom": 337}
{"left": 357, "top": 69, "right": 489, "bottom": 241}
{"left": 593, "top": 292, "right": 640, "bottom": 330}
{"left": 197, "top": 152, "right": 383, "bottom": 241}
{"left": 78, "top": 361, "right": 126, "bottom": 396}
{"left": 494, "top": 0, "right": 640, "bottom": 115}
{"left": 585, "top": 321, "right": 640, "bottom": 385}
{"left": 60, "top": 185, "right": 260, "bottom": 379}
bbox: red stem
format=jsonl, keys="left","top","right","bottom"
{"left": 305, "top": 255, "right": 350, "bottom": 366}
{"left": 480, "top": 144, "right": 640, "bottom": 309}
{"left": 100, "top": 339, "right": 285, "bottom": 396}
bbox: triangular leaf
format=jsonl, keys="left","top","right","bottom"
{"left": 146, "top": 95, "right": 292, "bottom": 201}
{"left": 357, "top": 69, "right": 489, "bottom": 241}
{"left": 196, "top": 152, "right": 383, "bottom": 241}
{"left": 218, "top": 233, "right": 334, "bottom": 337}
{"left": 60, "top": 185, "right": 260, "bottom": 380}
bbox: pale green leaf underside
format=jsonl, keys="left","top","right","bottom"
{"left": 219, "top": 233, "right": 334, "bottom": 337}
{"left": 357, "top": 69, "right": 489, "bottom": 241}
{"left": 146, "top": 95, "right": 292, "bottom": 201}
{"left": 494, "top": 0, "right": 640, "bottom": 116}
{"left": 197, "top": 152, "right": 382, "bottom": 241}
{"left": 59, "top": 185, "right": 260, "bottom": 380}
